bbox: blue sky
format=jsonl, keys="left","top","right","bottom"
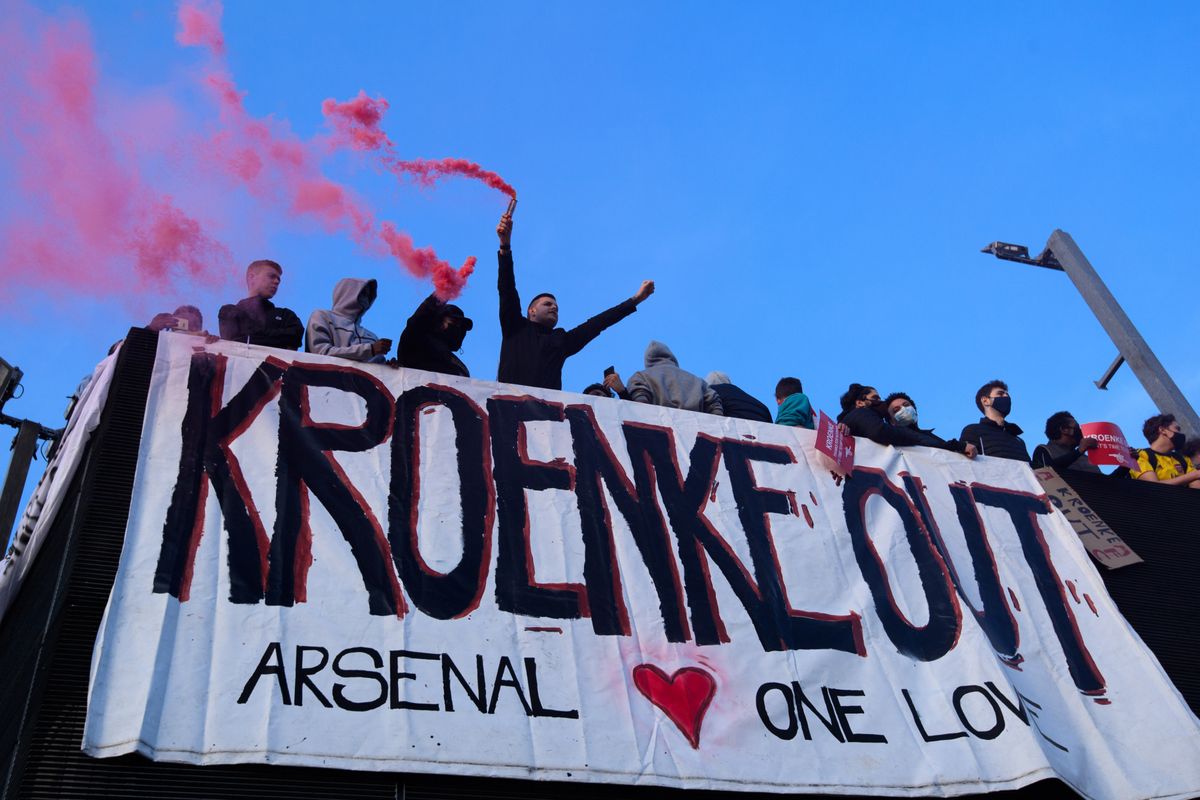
{"left": 3, "top": 1, "right": 1198, "bottom": 535}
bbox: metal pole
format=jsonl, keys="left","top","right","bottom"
{"left": 0, "top": 420, "right": 40, "bottom": 548}
{"left": 1046, "top": 229, "right": 1200, "bottom": 438}
{"left": 1094, "top": 354, "right": 1125, "bottom": 391}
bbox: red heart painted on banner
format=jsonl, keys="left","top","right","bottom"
{"left": 632, "top": 664, "right": 716, "bottom": 749}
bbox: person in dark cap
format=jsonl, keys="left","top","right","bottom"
{"left": 397, "top": 293, "right": 473, "bottom": 377}
{"left": 582, "top": 382, "right": 613, "bottom": 398}
{"left": 495, "top": 204, "right": 654, "bottom": 390}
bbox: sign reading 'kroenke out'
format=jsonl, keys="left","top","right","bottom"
{"left": 84, "top": 335, "right": 1200, "bottom": 799}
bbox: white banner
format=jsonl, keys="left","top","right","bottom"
{"left": 85, "top": 335, "right": 1200, "bottom": 799}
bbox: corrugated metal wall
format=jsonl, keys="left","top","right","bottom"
{"left": 3, "top": 328, "right": 1161, "bottom": 800}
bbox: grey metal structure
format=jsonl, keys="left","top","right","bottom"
{"left": 982, "top": 229, "right": 1200, "bottom": 438}
{"left": 0, "top": 421, "right": 40, "bottom": 547}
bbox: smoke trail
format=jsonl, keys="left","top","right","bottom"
{"left": 0, "top": 1, "right": 493, "bottom": 304}
{"left": 180, "top": 1, "right": 481, "bottom": 298}
{"left": 176, "top": 0, "right": 226, "bottom": 57}
{"left": 0, "top": 7, "right": 229, "bottom": 296}
{"left": 323, "top": 92, "right": 517, "bottom": 198}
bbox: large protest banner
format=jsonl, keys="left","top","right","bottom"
{"left": 84, "top": 335, "right": 1200, "bottom": 799}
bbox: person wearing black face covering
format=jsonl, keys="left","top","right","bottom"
{"left": 1130, "top": 413, "right": 1200, "bottom": 487}
{"left": 397, "top": 293, "right": 473, "bottom": 377}
{"left": 959, "top": 379, "right": 1031, "bottom": 461}
{"left": 1032, "top": 411, "right": 1100, "bottom": 473}
{"left": 837, "top": 383, "right": 929, "bottom": 447}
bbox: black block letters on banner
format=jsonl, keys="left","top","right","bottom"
{"left": 152, "top": 352, "right": 1104, "bottom": 691}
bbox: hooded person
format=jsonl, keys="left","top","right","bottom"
{"left": 305, "top": 278, "right": 392, "bottom": 363}
{"left": 707, "top": 371, "right": 772, "bottom": 422}
{"left": 626, "top": 341, "right": 723, "bottom": 415}
{"left": 398, "top": 294, "right": 472, "bottom": 377}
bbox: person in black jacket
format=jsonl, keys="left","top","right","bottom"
{"left": 397, "top": 294, "right": 472, "bottom": 377}
{"left": 839, "top": 384, "right": 972, "bottom": 455}
{"left": 882, "top": 392, "right": 976, "bottom": 457}
{"left": 218, "top": 259, "right": 304, "bottom": 350}
{"left": 959, "top": 379, "right": 1030, "bottom": 461}
{"left": 1031, "top": 411, "right": 1100, "bottom": 473}
{"left": 705, "top": 371, "right": 772, "bottom": 423}
{"left": 494, "top": 208, "right": 654, "bottom": 390}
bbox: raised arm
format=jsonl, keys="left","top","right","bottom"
{"left": 407, "top": 293, "right": 444, "bottom": 332}
{"left": 496, "top": 211, "right": 523, "bottom": 335}
{"left": 563, "top": 280, "right": 655, "bottom": 357}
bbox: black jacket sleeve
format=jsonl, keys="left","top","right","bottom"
{"left": 845, "top": 408, "right": 925, "bottom": 447}
{"left": 217, "top": 303, "right": 244, "bottom": 342}
{"left": 563, "top": 298, "right": 638, "bottom": 357}
{"left": 909, "top": 428, "right": 972, "bottom": 454}
{"left": 259, "top": 307, "right": 304, "bottom": 350}
{"left": 497, "top": 248, "right": 523, "bottom": 336}
{"left": 1031, "top": 444, "right": 1083, "bottom": 470}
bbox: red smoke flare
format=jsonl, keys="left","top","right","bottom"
{"left": 0, "top": 0, "right": 497, "bottom": 305}
{"left": 323, "top": 91, "right": 517, "bottom": 198}
{"left": 175, "top": 0, "right": 226, "bottom": 57}
{"left": 0, "top": 7, "right": 229, "bottom": 296}
{"left": 180, "top": 2, "right": 487, "bottom": 298}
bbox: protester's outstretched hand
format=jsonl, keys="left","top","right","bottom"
{"left": 632, "top": 280, "right": 655, "bottom": 304}
{"left": 372, "top": 338, "right": 393, "bottom": 357}
{"left": 497, "top": 211, "right": 513, "bottom": 248}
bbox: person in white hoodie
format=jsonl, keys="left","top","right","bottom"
{"left": 305, "top": 278, "right": 392, "bottom": 363}
{"left": 626, "top": 340, "right": 723, "bottom": 415}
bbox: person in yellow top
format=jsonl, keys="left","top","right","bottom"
{"left": 1131, "top": 413, "right": 1200, "bottom": 488}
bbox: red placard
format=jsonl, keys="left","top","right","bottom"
{"left": 1081, "top": 421, "right": 1137, "bottom": 468}
{"left": 816, "top": 410, "right": 855, "bottom": 475}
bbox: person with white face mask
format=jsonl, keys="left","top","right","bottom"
{"left": 883, "top": 392, "right": 976, "bottom": 458}
{"left": 836, "top": 385, "right": 974, "bottom": 457}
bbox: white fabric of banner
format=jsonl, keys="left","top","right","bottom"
{"left": 0, "top": 349, "right": 118, "bottom": 624}
{"left": 84, "top": 335, "right": 1200, "bottom": 799}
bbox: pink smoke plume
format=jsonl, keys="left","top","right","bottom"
{"left": 0, "top": 7, "right": 230, "bottom": 297}
{"left": 179, "top": 1, "right": 485, "bottom": 298}
{"left": 323, "top": 92, "right": 517, "bottom": 198}
{"left": 0, "top": 0, "right": 497, "bottom": 305}
{"left": 175, "top": 0, "right": 225, "bottom": 57}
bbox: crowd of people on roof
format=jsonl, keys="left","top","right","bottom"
{"left": 144, "top": 204, "right": 1200, "bottom": 491}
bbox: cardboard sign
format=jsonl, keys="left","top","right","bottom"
{"left": 1033, "top": 467, "right": 1142, "bottom": 569}
{"left": 83, "top": 336, "right": 1200, "bottom": 800}
{"left": 1080, "top": 422, "right": 1136, "bottom": 468}
{"left": 815, "top": 410, "right": 855, "bottom": 475}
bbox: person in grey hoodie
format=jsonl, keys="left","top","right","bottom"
{"left": 305, "top": 278, "right": 392, "bottom": 363}
{"left": 626, "top": 341, "right": 723, "bottom": 415}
